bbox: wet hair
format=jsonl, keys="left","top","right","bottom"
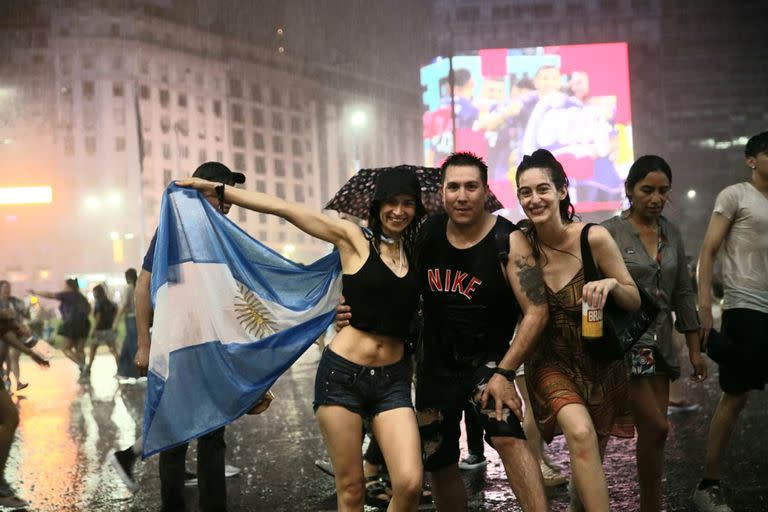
{"left": 625, "top": 155, "right": 673, "bottom": 204}
{"left": 515, "top": 149, "right": 577, "bottom": 261}
{"left": 93, "top": 284, "right": 106, "bottom": 301}
{"left": 65, "top": 278, "right": 79, "bottom": 291}
{"left": 440, "top": 151, "right": 488, "bottom": 185}
{"left": 453, "top": 68, "right": 473, "bottom": 88}
{"left": 125, "top": 268, "right": 138, "bottom": 285}
{"left": 745, "top": 131, "right": 768, "bottom": 158}
{"left": 367, "top": 167, "right": 426, "bottom": 262}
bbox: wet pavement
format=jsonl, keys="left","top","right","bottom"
{"left": 7, "top": 347, "right": 768, "bottom": 511}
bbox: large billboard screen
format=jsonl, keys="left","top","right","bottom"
{"left": 421, "top": 43, "right": 634, "bottom": 213}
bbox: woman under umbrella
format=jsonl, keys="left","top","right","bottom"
{"left": 178, "top": 166, "right": 426, "bottom": 511}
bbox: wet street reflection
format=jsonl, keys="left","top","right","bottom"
{"left": 7, "top": 349, "right": 768, "bottom": 511}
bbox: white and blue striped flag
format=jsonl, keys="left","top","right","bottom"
{"left": 142, "top": 184, "right": 342, "bottom": 457}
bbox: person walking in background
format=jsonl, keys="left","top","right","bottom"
{"left": 0, "top": 281, "right": 31, "bottom": 392}
{"left": 30, "top": 279, "right": 91, "bottom": 375}
{"left": 515, "top": 149, "right": 640, "bottom": 511}
{"left": 693, "top": 131, "right": 768, "bottom": 512}
{"left": 113, "top": 268, "right": 139, "bottom": 379}
{"left": 602, "top": 155, "right": 707, "bottom": 512}
{"left": 84, "top": 284, "right": 120, "bottom": 377}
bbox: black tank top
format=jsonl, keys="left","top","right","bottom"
{"left": 419, "top": 213, "right": 520, "bottom": 375}
{"left": 342, "top": 240, "right": 420, "bottom": 339}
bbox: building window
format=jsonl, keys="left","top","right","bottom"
{"left": 113, "top": 82, "right": 124, "bottom": 97}
{"left": 144, "top": 140, "right": 152, "bottom": 156}
{"left": 270, "top": 86, "right": 281, "bottom": 107}
{"left": 216, "top": 150, "right": 223, "bottom": 161}
{"left": 292, "top": 162, "right": 303, "bottom": 178}
{"left": 196, "top": 96, "right": 205, "bottom": 114}
{"left": 213, "top": 100, "right": 222, "bottom": 118}
{"left": 198, "top": 149, "right": 207, "bottom": 163}
{"left": 288, "top": 91, "right": 301, "bottom": 110}
{"left": 455, "top": 6, "right": 480, "bottom": 22}
{"left": 259, "top": 230, "right": 268, "bottom": 239}
{"left": 232, "top": 129, "right": 245, "bottom": 147}
{"left": 115, "top": 137, "right": 126, "bottom": 151}
{"left": 140, "top": 84, "right": 150, "bottom": 100}
{"left": 178, "top": 145, "right": 189, "bottom": 159}
{"left": 252, "top": 108, "right": 264, "bottom": 127}
{"left": 60, "top": 55, "right": 72, "bottom": 75}
{"left": 160, "top": 116, "right": 171, "bottom": 134}
{"left": 491, "top": 5, "right": 512, "bottom": 18}
{"left": 64, "top": 136, "right": 74, "bottom": 155}
{"left": 272, "top": 112, "right": 284, "bottom": 131}
{"left": 231, "top": 103, "right": 244, "bottom": 123}
{"left": 259, "top": 214, "right": 267, "bottom": 225}
{"left": 278, "top": 231, "right": 286, "bottom": 241}
{"left": 294, "top": 185, "right": 305, "bottom": 203}
{"left": 163, "top": 143, "right": 171, "bottom": 159}
{"left": 229, "top": 78, "right": 243, "bottom": 97}
{"left": 254, "top": 156, "right": 266, "bottom": 174}
{"left": 139, "top": 59, "right": 149, "bottom": 74}
{"left": 275, "top": 182, "right": 286, "bottom": 199}
{"left": 234, "top": 152, "right": 246, "bottom": 171}
{"left": 159, "top": 89, "right": 170, "bottom": 108}
{"left": 110, "top": 23, "right": 120, "bottom": 37}
{"left": 178, "top": 93, "right": 187, "bottom": 108}
{"left": 256, "top": 181, "right": 266, "bottom": 193}
{"left": 83, "top": 81, "right": 95, "bottom": 100}
{"left": 274, "top": 159, "right": 285, "bottom": 176}
{"left": 82, "top": 54, "right": 95, "bottom": 70}
{"left": 251, "top": 84, "right": 262, "bottom": 102}
{"left": 272, "top": 135, "right": 284, "bottom": 153}
{"left": 291, "top": 138, "right": 302, "bottom": 156}
{"left": 85, "top": 136, "right": 96, "bottom": 155}
{"left": 253, "top": 132, "right": 264, "bottom": 150}
{"left": 238, "top": 208, "right": 247, "bottom": 222}
{"left": 159, "top": 64, "right": 169, "bottom": 83}
{"left": 290, "top": 116, "right": 301, "bottom": 134}
{"left": 112, "top": 55, "right": 123, "bottom": 71}
{"left": 164, "top": 169, "right": 172, "bottom": 185}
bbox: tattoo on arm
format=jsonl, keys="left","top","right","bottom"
{"left": 515, "top": 256, "right": 547, "bottom": 305}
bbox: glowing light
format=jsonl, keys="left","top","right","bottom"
{"left": 84, "top": 196, "right": 101, "bottom": 209}
{"left": 350, "top": 110, "right": 367, "bottom": 127}
{"left": 109, "top": 231, "right": 120, "bottom": 240}
{"left": 124, "top": 233, "right": 135, "bottom": 240}
{"left": 282, "top": 243, "right": 296, "bottom": 258}
{"left": 687, "top": 189, "right": 697, "bottom": 199}
{"left": 107, "top": 193, "right": 122, "bottom": 206}
{"left": 39, "top": 269, "right": 51, "bottom": 280}
{"left": 0, "top": 186, "right": 53, "bottom": 205}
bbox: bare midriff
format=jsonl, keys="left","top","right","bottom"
{"left": 327, "top": 326, "right": 405, "bottom": 367}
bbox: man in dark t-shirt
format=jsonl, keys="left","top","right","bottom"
{"left": 339, "top": 153, "right": 549, "bottom": 510}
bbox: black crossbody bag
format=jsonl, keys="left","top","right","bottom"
{"left": 580, "top": 223, "right": 661, "bottom": 361}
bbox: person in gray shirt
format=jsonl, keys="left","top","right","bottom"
{"left": 693, "top": 131, "right": 768, "bottom": 512}
{"left": 602, "top": 154, "right": 707, "bottom": 512}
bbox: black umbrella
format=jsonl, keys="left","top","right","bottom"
{"left": 324, "top": 165, "right": 504, "bottom": 220}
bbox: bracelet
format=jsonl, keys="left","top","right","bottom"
{"left": 214, "top": 184, "right": 225, "bottom": 212}
{"left": 493, "top": 367, "right": 516, "bottom": 382}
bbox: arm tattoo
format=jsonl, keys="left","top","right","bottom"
{"left": 514, "top": 256, "right": 547, "bottom": 305}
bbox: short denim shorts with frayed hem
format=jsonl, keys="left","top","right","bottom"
{"left": 313, "top": 348, "right": 413, "bottom": 421}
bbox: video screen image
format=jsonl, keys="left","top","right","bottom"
{"left": 421, "top": 43, "right": 634, "bottom": 213}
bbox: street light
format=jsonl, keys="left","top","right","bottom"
{"left": 687, "top": 189, "right": 697, "bottom": 199}
{"left": 350, "top": 110, "right": 367, "bottom": 128}
{"left": 349, "top": 108, "right": 368, "bottom": 173}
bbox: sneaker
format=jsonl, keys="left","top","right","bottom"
{"left": 314, "top": 459, "right": 335, "bottom": 477}
{"left": 225, "top": 464, "right": 241, "bottom": 478}
{"left": 540, "top": 460, "right": 568, "bottom": 487}
{"left": 184, "top": 470, "right": 198, "bottom": 487}
{"left": 458, "top": 454, "right": 488, "bottom": 470}
{"left": 692, "top": 485, "right": 733, "bottom": 512}
{"left": 15, "top": 382, "right": 29, "bottom": 392}
{"left": 109, "top": 448, "right": 138, "bottom": 492}
{"left": 668, "top": 400, "right": 700, "bottom": 415}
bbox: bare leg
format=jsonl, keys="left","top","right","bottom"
{"left": 557, "top": 403, "right": 609, "bottom": 511}
{"left": 629, "top": 375, "right": 670, "bottom": 512}
{"left": 0, "top": 373, "right": 19, "bottom": 483}
{"left": 372, "top": 408, "right": 422, "bottom": 511}
{"left": 703, "top": 391, "right": 748, "bottom": 479}
{"left": 60, "top": 336, "right": 81, "bottom": 367}
{"left": 7, "top": 349, "right": 22, "bottom": 389}
{"left": 86, "top": 344, "right": 98, "bottom": 373}
{"left": 316, "top": 405, "right": 365, "bottom": 512}
{"left": 492, "top": 435, "right": 548, "bottom": 511}
{"left": 428, "top": 464, "right": 468, "bottom": 512}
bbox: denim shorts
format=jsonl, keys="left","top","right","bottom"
{"left": 313, "top": 348, "right": 413, "bottom": 420}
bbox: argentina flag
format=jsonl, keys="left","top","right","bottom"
{"left": 142, "top": 184, "right": 342, "bottom": 458}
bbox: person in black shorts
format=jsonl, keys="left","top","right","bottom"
{"left": 30, "top": 278, "right": 91, "bottom": 374}
{"left": 339, "top": 152, "right": 549, "bottom": 511}
{"left": 693, "top": 131, "right": 768, "bottom": 512}
{"left": 85, "top": 284, "right": 119, "bottom": 376}
{"left": 178, "top": 165, "right": 426, "bottom": 511}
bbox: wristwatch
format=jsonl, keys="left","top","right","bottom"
{"left": 493, "top": 367, "right": 516, "bottom": 382}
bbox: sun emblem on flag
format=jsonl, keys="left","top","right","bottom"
{"left": 234, "top": 283, "right": 277, "bottom": 340}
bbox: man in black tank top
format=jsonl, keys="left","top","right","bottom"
{"left": 416, "top": 153, "right": 549, "bottom": 511}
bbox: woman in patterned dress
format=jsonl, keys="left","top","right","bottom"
{"left": 515, "top": 149, "right": 640, "bottom": 511}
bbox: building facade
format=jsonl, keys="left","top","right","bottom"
{"left": 0, "top": 1, "right": 422, "bottom": 289}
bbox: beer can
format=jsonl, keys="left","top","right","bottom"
{"left": 582, "top": 301, "right": 603, "bottom": 340}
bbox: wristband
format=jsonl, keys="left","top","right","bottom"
{"left": 493, "top": 367, "right": 516, "bottom": 382}
{"left": 215, "top": 184, "right": 226, "bottom": 212}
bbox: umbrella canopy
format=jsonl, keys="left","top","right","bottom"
{"left": 324, "top": 165, "right": 504, "bottom": 221}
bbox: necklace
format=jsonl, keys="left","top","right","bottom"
{"left": 373, "top": 239, "right": 404, "bottom": 274}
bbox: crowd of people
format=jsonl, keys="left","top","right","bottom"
{"left": 0, "top": 130, "right": 765, "bottom": 511}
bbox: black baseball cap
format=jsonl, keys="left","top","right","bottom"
{"left": 193, "top": 162, "right": 245, "bottom": 185}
